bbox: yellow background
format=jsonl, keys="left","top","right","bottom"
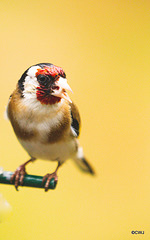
{"left": 0, "top": 0, "right": 150, "bottom": 239}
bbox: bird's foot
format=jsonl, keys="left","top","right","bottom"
{"left": 42, "top": 172, "right": 58, "bottom": 192}
{"left": 11, "top": 165, "right": 27, "bottom": 191}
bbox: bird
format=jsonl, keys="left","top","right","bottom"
{"left": 6, "top": 63, "right": 95, "bottom": 191}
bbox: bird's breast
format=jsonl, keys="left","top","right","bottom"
{"left": 12, "top": 109, "right": 71, "bottom": 144}
{"left": 8, "top": 94, "right": 72, "bottom": 144}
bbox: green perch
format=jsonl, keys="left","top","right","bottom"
{"left": 0, "top": 170, "right": 57, "bottom": 190}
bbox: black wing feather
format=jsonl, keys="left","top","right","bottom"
{"left": 69, "top": 102, "right": 81, "bottom": 137}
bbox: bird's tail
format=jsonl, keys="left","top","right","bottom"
{"left": 72, "top": 147, "right": 95, "bottom": 175}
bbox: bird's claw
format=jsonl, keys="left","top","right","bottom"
{"left": 42, "top": 173, "right": 58, "bottom": 192}
{"left": 11, "top": 165, "right": 27, "bottom": 191}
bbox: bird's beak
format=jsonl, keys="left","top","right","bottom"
{"left": 51, "top": 77, "right": 73, "bottom": 103}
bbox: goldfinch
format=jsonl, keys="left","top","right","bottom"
{"left": 6, "top": 63, "right": 95, "bottom": 191}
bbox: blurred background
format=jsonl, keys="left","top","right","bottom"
{"left": 0, "top": 0, "right": 150, "bottom": 239}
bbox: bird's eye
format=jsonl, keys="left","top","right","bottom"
{"left": 37, "top": 74, "right": 49, "bottom": 84}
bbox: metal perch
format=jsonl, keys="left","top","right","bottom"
{"left": 0, "top": 169, "right": 57, "bottom": 190}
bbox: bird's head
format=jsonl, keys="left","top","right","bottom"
{"left": 18, "top": 63, "right": 72, "bottom": 105}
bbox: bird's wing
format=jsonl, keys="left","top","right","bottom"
{"left": 69, "top": 101, "right": 81, "bottom": 137}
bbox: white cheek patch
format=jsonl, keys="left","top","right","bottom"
{"left": 24, "top": 76, "right": 39, "bottom": 91}
{"left": 24, "top": 75, "right": 39, "bottom": 91}
{"left": 23, "top": 66, "right": 41, "bottom": 99}
{"left": 23, "top": 75, "right": 40, "bottom": 99}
